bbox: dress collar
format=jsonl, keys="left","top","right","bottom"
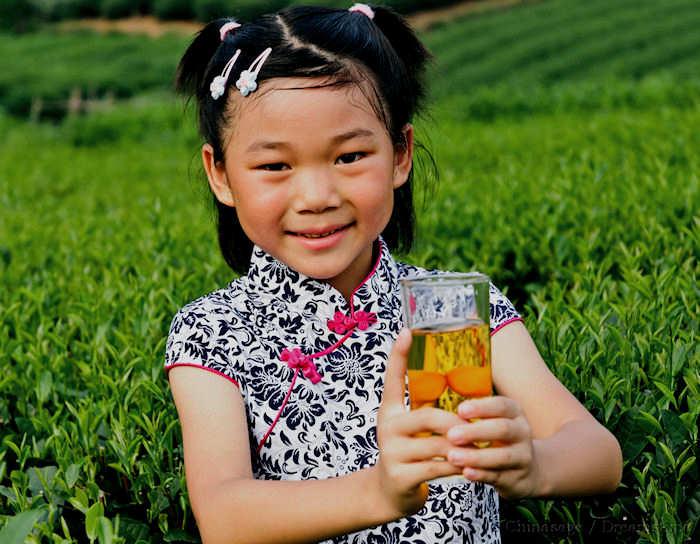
{"left": 244, "top": 236, "right": 399, "bottom": 316}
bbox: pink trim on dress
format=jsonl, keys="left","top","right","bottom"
{"left": 164, "top": 362, "right": 240, "bottom": 388}
{"left": 490, "top": 316, "right": 523, "bottom": 337}
{"left": 348, "top": 239, "right": 383, "bottom": 318}
{"left": 257, "top": 368, "right": 300, "bottom": 454}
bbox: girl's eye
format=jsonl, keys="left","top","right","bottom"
{"left": 257, "top": 163, "right": 289, "bottom": 171}
{"left": 336, "top": 152, "right": 365, "bottom": 165}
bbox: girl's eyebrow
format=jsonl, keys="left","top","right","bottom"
{"left": 245, "top": 128, "right": 375, "bottom": 153}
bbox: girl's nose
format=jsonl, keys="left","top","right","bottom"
{"left": 291, "top": 169, "right": 342, "bottom": 213}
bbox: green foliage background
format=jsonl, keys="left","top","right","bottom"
{"left": 1, "top": 0, "right": 699, "bottom": 542}
{"left": 1, "top": 0, "right": 464, "bottom": 29}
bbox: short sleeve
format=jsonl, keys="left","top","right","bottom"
{"left": 489, "top": 282, "right": 522, "bottom": 335}
{"left": 164, "top": 303, "right": 243, "bottom": 389}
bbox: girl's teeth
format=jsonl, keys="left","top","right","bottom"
{"left": 302, "top": 227, "right": 340, "bottom": 238}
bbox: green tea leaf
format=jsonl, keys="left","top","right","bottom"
{"left": 652, "top": 380, "right": 677, "bottom": 409}
{"left": 36, "top": 371, "right": 53, "bottom": 404}
{"left": 28, "top": 465, "right": 57, "bottom": 496}
{"left": 85, "top": 502, "right": 104, "bottom": 541}
{"left": 163, "top": 529, "right": 198, "bottom": 542}
{"left": 671, "top": 344, "right": 688, "bottom": 377}
{"left": 631, "top": 466, "right": 646, "bottom": 488}
{"left": 637, "top": 410, "right": 663, "bottom": 434}
{"left": 118, "top": 517, "right": 150, "bottom": 542}
{"left": 97, "top": 517, "right": 114, "bottom": 544}
{"left": 69, "top": 488, "right": 89, "bottom": 514}
{"left": 678, "top": 456, "right": 696, "bottom": 480}
{"left": 618, "top": 408, "right": 654, "bottom": 461}
{"left": 515, "top": 505, "right": 538, "bottom": 525}
{"left": 0, "top": 508, "right": 46, "bottom": 544}
{"left": 685, "top": 487, "right": 700, "bottom": 522}
{"left": 660, "top": 409, "right": 689, "bottom": 453}
{"left": 0, "top": 485, "right": 17, "bottom": 502}
{"left": 657, "top": 441, "right": 676, "bottom": 470}
{"left": 65, "top": 463, "right": 81, "bottom": 489}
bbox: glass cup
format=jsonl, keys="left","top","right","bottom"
{"left": 400, "top": 273, "right": 492, "bottom": 459}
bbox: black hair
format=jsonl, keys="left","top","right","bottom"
{"left": 175, "top": 4, "right": 435, "bottom": 274}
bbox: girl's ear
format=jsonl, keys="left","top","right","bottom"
{"left": 392, "top": 123, "right": 414, "bottom": 189}
{"left": 202, "top": 143, "right": 236, "bottom": 207}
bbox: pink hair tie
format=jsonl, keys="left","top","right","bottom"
{"left": 348, "top": 3, "right": 374, "bottom": 19}
{"left": 219, "top": 21, "right": 241, "bottom": 41}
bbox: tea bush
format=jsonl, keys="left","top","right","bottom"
{"left": 1, "top": 0, "right": 699, "bottom": 542}
{"left": 0, "top": 31, "right": 188, "bottom": 120}
{"left": 1, "top": 88, "right": 697, "bottom": 543}
{"left": 423, "top": 0, "right": 700, "bottom": 95}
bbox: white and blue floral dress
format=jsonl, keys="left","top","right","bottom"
{"left": 165, "top": 237, "right": 521, "bottom": 543}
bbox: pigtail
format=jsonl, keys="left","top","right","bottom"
{"left": 370, "top": 6, "right": 432, "bottom": 117}
{"left": 174, "top": 18, "right": 256, "bottom": 273}
{"left": 216, "top": 202, "right": 253, "bottom": 274}
{"left": 175, "top": 19, "right": 231, "bottom": 101}
{"left": 370, "top": 6, "right": 437, "bottom": 254}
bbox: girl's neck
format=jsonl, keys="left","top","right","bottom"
{"left": 328, "top": 241, "right": 379, "bottom": 304}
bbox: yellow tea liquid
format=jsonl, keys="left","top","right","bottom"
{"left": 407, "top": 320, "right": 492, "bottom": 446}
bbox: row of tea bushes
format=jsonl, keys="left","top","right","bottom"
{"left": 1, "top": 0, "right": 467, "bottom": 30}
{"left": 3, "top": 0, "right": 700, "bottom": 121}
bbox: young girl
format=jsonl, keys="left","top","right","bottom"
{"left": 164, "top": 4, "right": 622, "bottom": 543}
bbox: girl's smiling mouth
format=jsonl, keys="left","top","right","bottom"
{"left": 287, "top": 222, "right": 355, "bottom": 250}
{"left": 288, "top": 222, "right": 354, "bottom": 239}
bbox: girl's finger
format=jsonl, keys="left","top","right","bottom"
{"left": 447, "top": 444, "right": 528, "bottom": 470}
{"left": 390, "top": 435, "right": 456, "bottom": 463}
{"left": 391, "top": 407, "right": 464, "bottom": 437}
{"left": 405, "top": 459, "right": 464, "bottom": 485}
{"left": 462, "top": 467, "right": 504, "bottom": 487}
{"left": 446, "top": 417, "right": 525, "bottom": 446}
{"left": 457, "top": 396, "right": 521, "bottom": 420}
{"left": 379, "top": 328, "right": 412, "bottom": 415}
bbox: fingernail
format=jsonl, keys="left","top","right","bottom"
{"left": 459, "top": 402, "right": 474, "bottom": 417}
{"left": 448, "top": 450, "right": 466, "bottom": 464}
{"left": 447, "top": 428, "right": 463, "bottom": 442}
{"left": 398, "top": 328, "right": 412, "bottom": 344}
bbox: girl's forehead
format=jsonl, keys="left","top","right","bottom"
{"left": 226, "top": 77, "right": 386, "bottom": 139}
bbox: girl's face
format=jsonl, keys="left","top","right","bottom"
{"left": 203, "top": 77, "right": 413, "bottom": 300}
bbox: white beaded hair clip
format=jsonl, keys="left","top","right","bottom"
{"left": 235, "top": 47, "right": 273, "bottom": 97}
{"left": 210, "top": 49, "right": 242, "bottom": 100}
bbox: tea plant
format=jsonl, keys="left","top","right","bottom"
{"left": 1, "top": 88, "right": 697, "bottom": 542}
{"left": 1, "top": 0, "right": 699, "bottom": 541}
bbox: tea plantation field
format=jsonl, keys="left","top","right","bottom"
{"left": 1, "top": 0, "right": 699, "bottom": 542}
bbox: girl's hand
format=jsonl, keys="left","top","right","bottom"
{"left": 372, "top": 328, "right": 464, "bottom": 518}
{"left": 445, "top": 396, "right": 543, "bottom": 500}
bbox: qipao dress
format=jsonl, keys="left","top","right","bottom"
{"left": 165, "top": 237, "right": 522, "bottom": 543}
